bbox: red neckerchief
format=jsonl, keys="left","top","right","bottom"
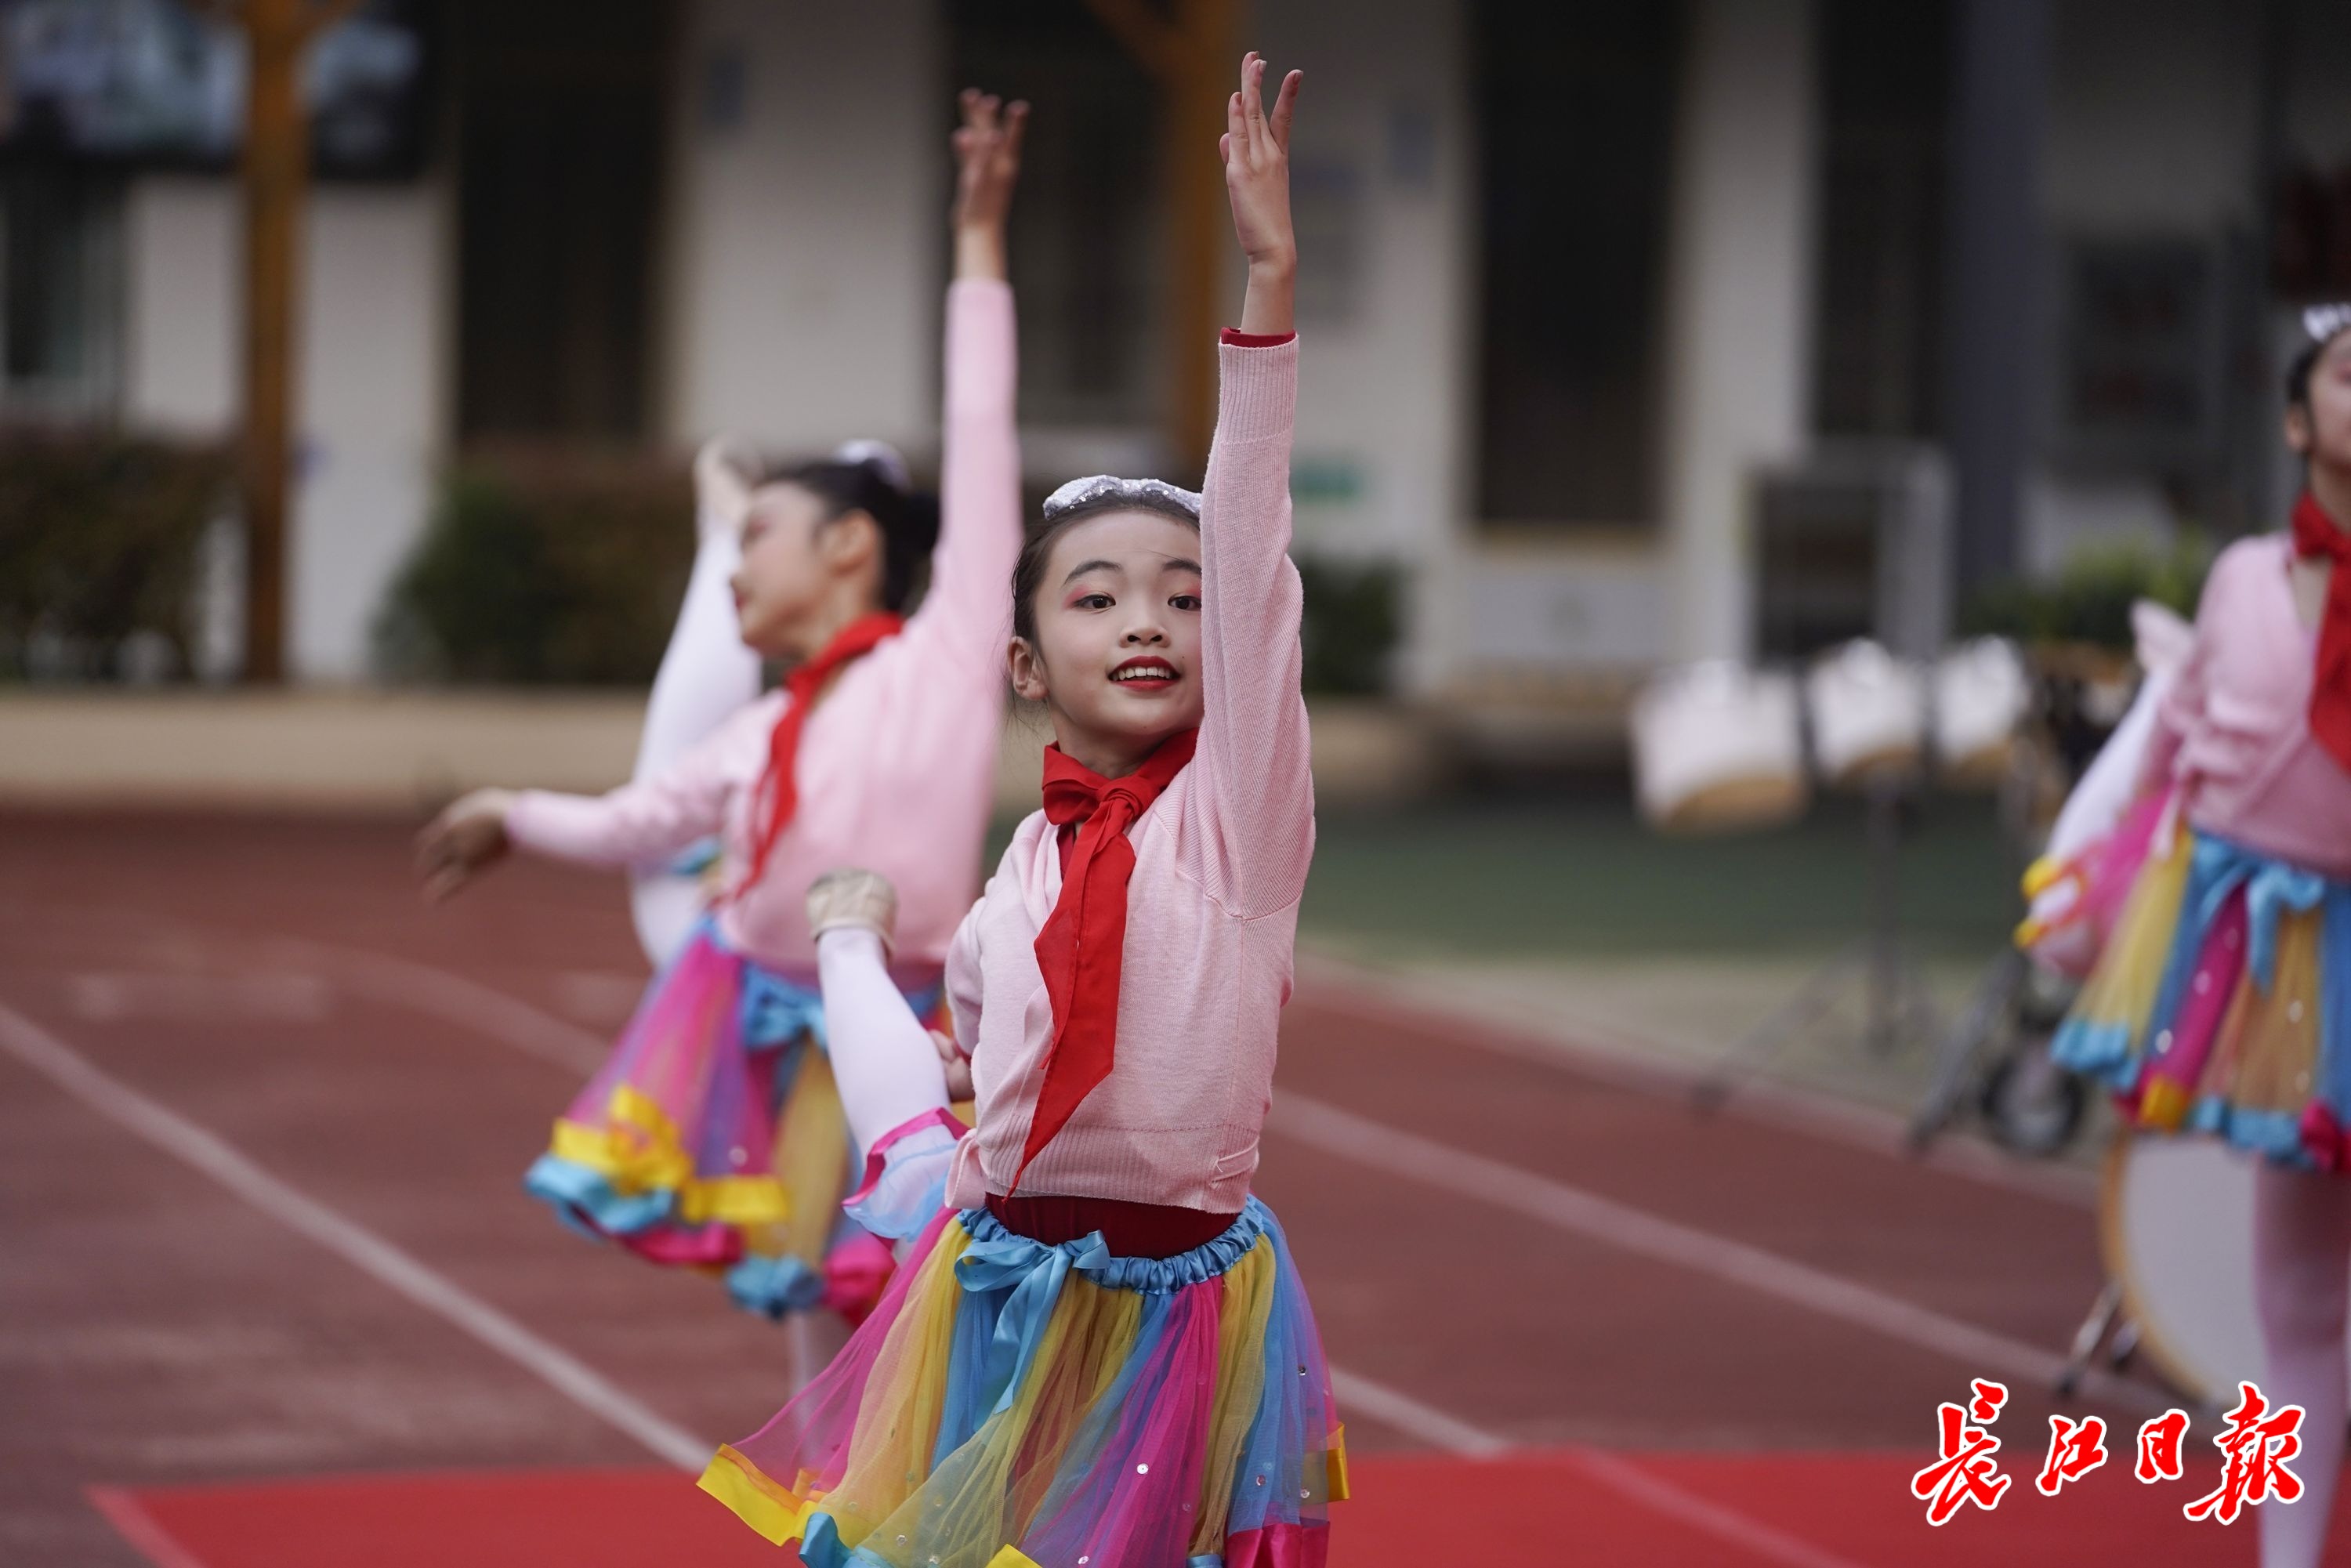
{"left": 1016, "top": 727, "right": 1200, "bottom": 1186}
{"left": 2291, "top": 491, "right": 2351, "bottom": 772}
{"left": 734, "top": 611, "right": 904, "bottom": 898}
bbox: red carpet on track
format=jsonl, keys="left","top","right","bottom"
{"left": 93, "top": 1451, "right": 2330, "bottom": 1566}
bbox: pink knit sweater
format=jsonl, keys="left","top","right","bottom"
{"left": 502, "top": 280, "right": 1022, "bottom": 986}
{"left": 943, "top": 336, "right": 1313, "bottom": 1215}
{"left": 2149, "top": 532, "right": 2351, "bottom": 880}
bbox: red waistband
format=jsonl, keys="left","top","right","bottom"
{"left": 985, "top": 1193, "right": 1239, "bottom": 1261}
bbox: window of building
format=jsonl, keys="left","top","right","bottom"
{"left": 1474, "top": 0, "right": 1682, "bottom": 528}
{"left": 455, "top": 0, "right": 668, "bottom": 442}
{"left": 1810, "top": 0, "right": 1951, "bottom": 441}
{"left": 0, "top": 161, "right": 122, "bottom": 417}
{"left": 948, "top": 0, "right": 1162, "bottom": 430}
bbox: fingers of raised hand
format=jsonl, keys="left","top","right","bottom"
{"left": 1269, "top": 69, "right": 1301, "bottom": 150}
{"left": 999, "top": 100, "right": 1029, "bottom": 162}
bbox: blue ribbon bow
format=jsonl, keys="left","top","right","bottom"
{"left": 2247, "top": 861, "right": 2329, "bottom": 990}
{"left": 955, "top": 1228, "right": 1116, "bottom": 1417}
{"left": 2191, "top": 838, "right": 2330, "bottom": 993}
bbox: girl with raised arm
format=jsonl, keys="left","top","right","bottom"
{"left": 415, "top": 92, "right": 1028, "bottom": 1323}
{"left": 699, "top": 54, "right": 1346, "bottom": 1568}
{"left": 2052, "top": 306, "right": 2351, "bottom": 1568}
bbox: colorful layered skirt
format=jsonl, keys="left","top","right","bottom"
{"left": 2052, "top": 824, "right": 2351, "bottom": 1170}
{"left": 524, "top": 917, "right": 941, "bottom": 1317}
{"left": 699, "top": 1197, "right": 1347, "bottom": 1568}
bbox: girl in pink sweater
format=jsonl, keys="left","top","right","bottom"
{"left": 2052, "top": 306, "right": 2351, "bottom": 1568}
{"left": 414, "top": 92, "right": 1028, "bottom": 1322}
{"left": 698, "top": 56, "right": 1345, "bottom": 1568}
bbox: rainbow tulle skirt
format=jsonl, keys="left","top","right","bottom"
{"left": 2052, "top": 826, "right": 2351, "bottom": 1170}
{"left": 699, "top": 1197, "right": 1347, "bottom": 1568}
{"left": 524, "top": 918, "right": 939, "bottom": 1317}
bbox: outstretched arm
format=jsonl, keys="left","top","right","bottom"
{"left": 416, "top": 704, "right": 754, "bottom": 901}
{"left": 904, "top": 90, "right": 1028, "bottom": 664}
{"left": 1188, "top": 53, "right": 1315, "bottom": 921}
{"left": 1223, "top": 55, "right": 1301, "bottom": 338}
{"left": 951, "top": 89, "right": 1025, "bottom": 284}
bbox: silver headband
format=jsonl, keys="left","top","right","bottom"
{"left": 2306, "top": 305, "right": 2351, "bottom": 346}
{"left": 831, "top": 438, "right": 911, "bottom": 494}
{"left": 1041, "top": 473, "right": 1202, "bottom": 522}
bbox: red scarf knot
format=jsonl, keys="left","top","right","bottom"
{"left": 1016, "top": 727, "right": 1200, "bottom": 1187}
{"left": 734, "top": 610, "right": 904, "bottom": 899}
{"left": 2291, "top": 491, "right": 2351, "bottom": 773}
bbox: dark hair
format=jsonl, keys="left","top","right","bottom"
{"left": 2288, "top": 340, "right": 2325, "bottom": 411}
{"left": 765, "top": 458, "right": 940, "bottom": 614}
{"left": 1008, "top": 494, "right": 1201, "bottom": 646}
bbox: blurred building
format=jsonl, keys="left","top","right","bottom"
{"left": 7, "top": 0, "right": 2351, "bottom": 693}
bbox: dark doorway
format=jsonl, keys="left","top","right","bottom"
{"left": 948, "top": 0, "right": 1163, "bottom": 430}
{"left": 454, "top": 1, "right": 670, "bottom": 442}
{"left": 1473, "top": 0, "right": 1684, "bottom": 529}
{"left": 1811, "top": 0, "right": 1953, "bottom": 442}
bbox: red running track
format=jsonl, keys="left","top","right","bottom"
{"left": 0, "top": 811, "right": 2322, "bottom": 1564}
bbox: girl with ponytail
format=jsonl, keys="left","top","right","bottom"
{"left": 417, "top": 91, "right": 1029, "bottom": 1325}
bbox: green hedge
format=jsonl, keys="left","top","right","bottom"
{"left": 1961, "top": 534, "right": 2212, "bottom": 652}
{"left": 1295, "top": 553, "right": 1404, "bottom": 696}
{"left": 379, "top": 457, "right": 1409, "bottom": 694}
{"left": 0, "top": 431, "right": 232, "bottom": 680}
{"left": 377, "top": 451, "right": 696, "bottom": 684}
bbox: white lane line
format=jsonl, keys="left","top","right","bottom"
{"left": 17, "top": 932, "right": 1950, "bottom": 1564}
{"left": 1292, "top": 957, "right": 2098, "bottom": 1211}
{"left": 1559, "top": 1447, "right": 1879, "bottom": 1568}
{"left": 83, "top": 1487, "right": 211, "bottom": 1568}
{"left": 288, "top": 945, "right": 2144, "bottom": 1419}
{"left": 1328, "top": 1369, "right": 1874, "bottom": 1568}
{"left": 68, "top": 972, "right": 335, "bottom": 1026}
{"left": 1272, "top": 1092, "right": 2162, "bottom": 1415}
{"left": 1328, "top": 1366, "right": 1511, "bottom": 1458}
{"left": 0, "top": 1001, "right": 711, "bottom": 1472}
{"left": 261, "top": 938, "right": 609, "bottom": 1075}
{"left": 267, "top": 937, "right": 813, "bottom": 1396}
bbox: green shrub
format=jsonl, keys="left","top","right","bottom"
{"left": 0, "top": 430, "right": 231, "bottom": 680}
{"left": 377, "top": 451, "right": 695, "bottom": 684}
{"left": 379, "top": 462, "right": 1411, "bottom": 694}
{"left": 1295, "top": 552, "right": 1404, "bottom": 696}
{"left": 1961, "top": 534, "right": 2212, "bottom": 651}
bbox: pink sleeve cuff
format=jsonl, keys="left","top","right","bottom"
{"left": 1220, "top": 328, "right": 1297, "bottom": 347}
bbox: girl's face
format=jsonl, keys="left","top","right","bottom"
{"left": 1009, "top": 509, "right": 1205, "bottom": 766}
{"left": 2290, "top": 334, "right": 2351, "bottom": 475}
{"left": 732, "top": 482, "right": 877, "bottom": 657}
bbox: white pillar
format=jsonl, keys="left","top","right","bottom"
{"left": 661, "top": 0, "right": 939, "bottom": 454}
{"left": 1658, "top": 0, "right": 1818, "bottom": 663}
{"left": 291, "top": 182, "right": 451, "bottom": 681}
{"left": 122, "top": 175, "right": 451, "bottom": 683}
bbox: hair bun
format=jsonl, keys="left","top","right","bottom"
{"left": 831, "top": 438, "right": 913, "bottom": 496}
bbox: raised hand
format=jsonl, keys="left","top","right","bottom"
{"left": 951, "top": 89, "right": 1028, "bottom": 281}
{"left": 1220, "top": 53, "right": 1302, "bottom": 336}
{"left": 415, "top": 788, "right": 515, "bottom": 902}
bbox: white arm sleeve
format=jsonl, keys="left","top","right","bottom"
{"left": 626, "top": 481, "right": 763, "bottom": 965}
{"left": 817, "top": 929, "right": 951, "bottom": 1151}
